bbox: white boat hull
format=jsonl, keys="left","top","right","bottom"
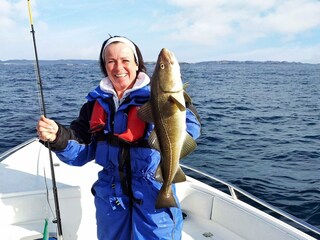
{"left": 0, "top": 139, "right": 318, "bottom": 239}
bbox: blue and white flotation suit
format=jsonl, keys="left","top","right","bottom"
{"left": 53, "top": 73, "right": 201, "bottom": 239}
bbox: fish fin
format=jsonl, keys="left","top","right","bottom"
{"left": 148, "top": 130, "right": 161, "bottom": 151}
{"left": 169, "top": 94, "right": 186, "bottom": 111}
{"left": 180, "top": 133, "right": 197, "bottom": 159}
{"left": 172, "top": 166, "right": 187, "bottom": 183}
{"left": 138, "top": 101, "right": 154, "bottom": 123}
{"left": 155, "top": 185, "right": 178, "bottom": 209}
{"left": 183, "top": 91, "right": 192, "bottom": 104}
{"left": 155, "top": 165, "right": 164, "bottom": 183}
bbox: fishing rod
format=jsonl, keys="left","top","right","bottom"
{"left": 27, "top": 1, "right": 63, "bottom": 239}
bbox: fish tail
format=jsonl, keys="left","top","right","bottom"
{"left": 155, "top": 185, "right": 178, "bottom": 209}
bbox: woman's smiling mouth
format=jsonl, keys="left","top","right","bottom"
{"left": 115, "top": 73, "right": 127, "bottom": 78}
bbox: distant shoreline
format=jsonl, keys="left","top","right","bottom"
{"left": 1, "top": 59, "right": 319, "bottom": 65}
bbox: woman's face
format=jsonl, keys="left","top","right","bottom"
{"left": 104, "top": 42, "right": 139, "bottom": 98}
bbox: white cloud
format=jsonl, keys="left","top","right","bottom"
{"left": 243, "top": 0, "right": 320, "bottom": 42}
{"left": 0, "top": 0, "right": 41, "bottom": 59}
{"left": 0, "top": 0, "right": 26, "bottom": 32}
{"left": 0, "top": 0, "right": 101, "bottom": 60}
{"left": 155, "top": 0, "right": 320, "bottom": 45}
{"left": 35, "top": 26, "right": 102, "bottom": 59}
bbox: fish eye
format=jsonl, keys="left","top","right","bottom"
{"left": 160, "top": 63, "right": 165, "bottom": 69}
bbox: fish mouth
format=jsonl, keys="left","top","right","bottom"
{"left": 115, "top": 73, "right": 127, "bottom": 78}
{"left": 157, "top": 48, "right": 183, "bottom": 93}
{"left": 160, "top": 48, "right": 175, "bottom": 64}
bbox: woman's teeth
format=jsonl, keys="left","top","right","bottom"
{"left": 115, "top": 74, "right": 127, "bottom": 78}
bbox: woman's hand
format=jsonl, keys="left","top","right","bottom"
{"left": 36, "top": 115, "right": 58, "bottom": 142}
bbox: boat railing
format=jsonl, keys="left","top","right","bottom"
{"left": 180, "top": 163, "right": 320, "bottom": 237}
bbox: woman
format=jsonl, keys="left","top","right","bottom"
{"left": 37, "top": 36, "right": 201, "bottom": 239}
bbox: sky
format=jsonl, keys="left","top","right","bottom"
{"left": 1, "top": 0, "right": 320, "bottom": 63}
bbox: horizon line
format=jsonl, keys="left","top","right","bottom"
{"left": 1, "top": 59, "right": 319, "bottom": 65}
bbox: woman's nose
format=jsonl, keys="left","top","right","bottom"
{"left": 114, "top": 61, "right": 124, "bottom": 70}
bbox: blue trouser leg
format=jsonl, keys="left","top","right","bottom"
{"left": 132, "top": 204, "right": 183, "bottom": 240}
{"left": 95, "top": 196, "right": 131, "bottom": 240}
{"left": 94, "top": 179, "right": 183, "bottom": 240}
{"left": 131, "top": 180, "right": 183, "bottom": 240}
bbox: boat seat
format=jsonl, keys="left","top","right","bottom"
{"left": 0, "top": 186, "right": 80, "bottom": 225}
{"left": 211, "top": 196, "right": 305, "bottom": 240}
{"left": 178, "top": 182, "right": 245, "bottom": 240}
{"left": 0, "top": 185, "right": 82, "bottom": 239}
{"left": 178, "top": 179, "right": 309, "bottom": 240}
{"left": 0, "top": 224, "right": 43, "bottom": 240}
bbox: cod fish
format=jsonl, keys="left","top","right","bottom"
{"left": 138, "top": 48, "right": 197, "bottom": 209}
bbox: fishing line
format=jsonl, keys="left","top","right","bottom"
{"left": 37, "top": 146, "right": 56, "bottom": 239}
{"left": 27, "top": 1, "right": 63, "bottom": 239}
{"left": 43, "top": 168, "right": 56, "bottom": 219}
